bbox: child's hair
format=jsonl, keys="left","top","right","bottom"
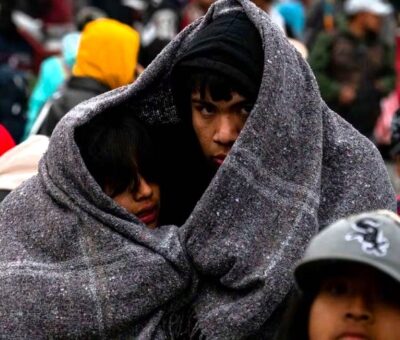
{"left": 75, "top": 106, "right": 159, "bottom": 197}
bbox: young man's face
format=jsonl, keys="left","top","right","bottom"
{"left": 191, "top": 87, "right": 252, "bottom": 168}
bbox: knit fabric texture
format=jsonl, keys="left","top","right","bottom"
{"left": 0, "top": 0, "right": 396, "bottom": 338}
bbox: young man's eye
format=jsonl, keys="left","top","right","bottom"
{"left": 239, "top": 103, "right": 253, "bottom": 116}
{"left": 195, "top": 104, "right": 215, "bottom": 116}
{"left": 241, "top": 106, "right": 252, "bottom": 116}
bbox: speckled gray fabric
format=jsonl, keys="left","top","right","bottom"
{"left": 0, "top": 0, "right": 396, "bottom": 338}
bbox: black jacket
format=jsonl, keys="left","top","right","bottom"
{"left": 39, "top": 76, "right": 110, "bottom": 136}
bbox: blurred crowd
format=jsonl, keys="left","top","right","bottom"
{"left": 1, "top": 0, "right": 399, "bottom": 145}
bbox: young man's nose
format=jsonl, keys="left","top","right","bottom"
{"left": 344, "top": 294, "right": 373, "bottom": 323}
{"left": 134, "top": 177, "right": 153, "bottom": 200}
{"left": 213, "top": 115, "right": 241, "bottom": 146}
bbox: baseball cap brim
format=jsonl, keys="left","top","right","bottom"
{"left": 295, "top": 256, "right": 400, "bottom": 292}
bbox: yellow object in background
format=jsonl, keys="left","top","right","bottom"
{"left": 73, "top": 18, "right": 140, "bottom": 89}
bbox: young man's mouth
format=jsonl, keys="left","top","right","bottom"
{"left": 212, "top": 155, "right": 227, "bottom": 166}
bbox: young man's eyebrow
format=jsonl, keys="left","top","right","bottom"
{"left": 233, "top": 99, "right": 252, "bottom": 105}
{"left": 191, "top": 98, "right": 215, "bottom": 105}
{"left": 230, "top": 99, "right": 253, "bottom": 108}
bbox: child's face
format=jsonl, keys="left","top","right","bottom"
{"left": 191, "top": 87, "right": 252, "bottom": 168}
{"left": 107, "top": 176, "right": 160, "bottom": 229}
{"left": 308, "top": 265, "right": 400, "bottom": 340}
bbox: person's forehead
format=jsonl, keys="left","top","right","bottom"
{"left": 191, "top": 87, "right": 247, "bottom": 99}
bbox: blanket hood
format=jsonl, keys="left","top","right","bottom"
{"left": 1, "top": 0, "right": 396, "bottom": 338}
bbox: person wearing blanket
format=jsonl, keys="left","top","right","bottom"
{"left": 0, "top": 0, "right": 396, "bottom": 338}
{"left": 75, "top": 106, "right": 161, "bottom": 229}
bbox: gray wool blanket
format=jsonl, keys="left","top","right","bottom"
{"left": 0, "top": 0, "right": 396, "bottom": 338}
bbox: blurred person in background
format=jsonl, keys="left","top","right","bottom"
{"left": 275, "top": 0, "right": 309, "bottom": 57}
{"left": 0, "top": 125, "right": 16, "bottom": 157}
{"left": 276, "top": 210, "right": 400, "bottom": 340}
{"left": 133, "top": 0, "right": 182, "bottom": 67}
{"left": 389, "top": 106, "right": 400, "bottom": 212}
{"left": 36, "top": 18, "right": 140, "bottom": 136}
{"left": 122, "top": 0, "right": 152, "bottom": 31}
{"left": 19, "top": 0, "right": 73, "bottom": 26}
{"left": 276, "top": 0, "right": 306, "bottom": 40}
{"left": 309, "top": 0, "right": 395, "bottom": 141}
{"left": 180, "top": 0, "right": 216, "bottom": 29}
{"left": 304, "top": 0, "right": 346, "bottom": 48}
{"left": 23, "top": 6, "right": 107, "bottom": 139}
{"left": 252, "top": 0, "right": 308, "bottom": 57}
{"left": 252, "top": 0, "right": 286, "bottom": 31}
{"left": 22, "top": 32, "right": 80, "bottom": 139}
{"left": 0, "top": 135, "right": 48, "bottom": 203}
{"left": 0, "top": 64, "right": 30, "bottom": 143}
{"left": 180, "top": 0, "right": 290, "bottom": 31}
{"left": 90, "top": 0, "right": 135, "bottom": 24}
{"left": 0, "top": 0, "right": 32, "bottom": 66}
{"left": 74, "top": 5, "right": 108, "bottom": 31}
{"left": 12, "top": 0, "right": 75, "bottom": 64}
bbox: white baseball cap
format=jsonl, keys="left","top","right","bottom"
{"left": 122, "top": 0, "right": 148, "bottom": 11}
{"left": 344, "top": 0, "right": 393, "bottom": 16}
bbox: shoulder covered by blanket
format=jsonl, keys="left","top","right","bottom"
{"left": 0, "top": 0, "right": 395, "bottom": 338}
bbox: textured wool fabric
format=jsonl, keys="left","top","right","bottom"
{"left": 0, "top": 0, "right": 396, "bottom": 338}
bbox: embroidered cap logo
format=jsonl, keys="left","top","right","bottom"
{"left": 345, "top": 218, "right": 390, "bottom": 257}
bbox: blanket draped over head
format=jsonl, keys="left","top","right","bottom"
{"left": 0, "top": 0, "right": 395, "bottom": 338}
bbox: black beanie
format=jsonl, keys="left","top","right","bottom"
{"left": 174, "top": 11, "right": 264, "bottom": 98}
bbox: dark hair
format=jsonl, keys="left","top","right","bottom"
{"left": 172, "top": 68, "right": 255, "bottom": 121}
{"left": 275, "top": 264, "right": 342, "bottom": 340}
{"left": 75, "top": 106, "right": 159, "bottom": 197}
{"left": 274, "top": 289, "right": 315, "bottom": 340}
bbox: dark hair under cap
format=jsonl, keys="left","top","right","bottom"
{"left": 173, "top": 11, "right": 264, "bottom": 99}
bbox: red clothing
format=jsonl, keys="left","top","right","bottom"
{"left": 42, "top": 0, "right": 73, "bottom": 24}
{"left": 0, "top": 125, "right": 16, "bottom": 156}
{"left": 180, "top": 2, "right": 206, "bottom": 30}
